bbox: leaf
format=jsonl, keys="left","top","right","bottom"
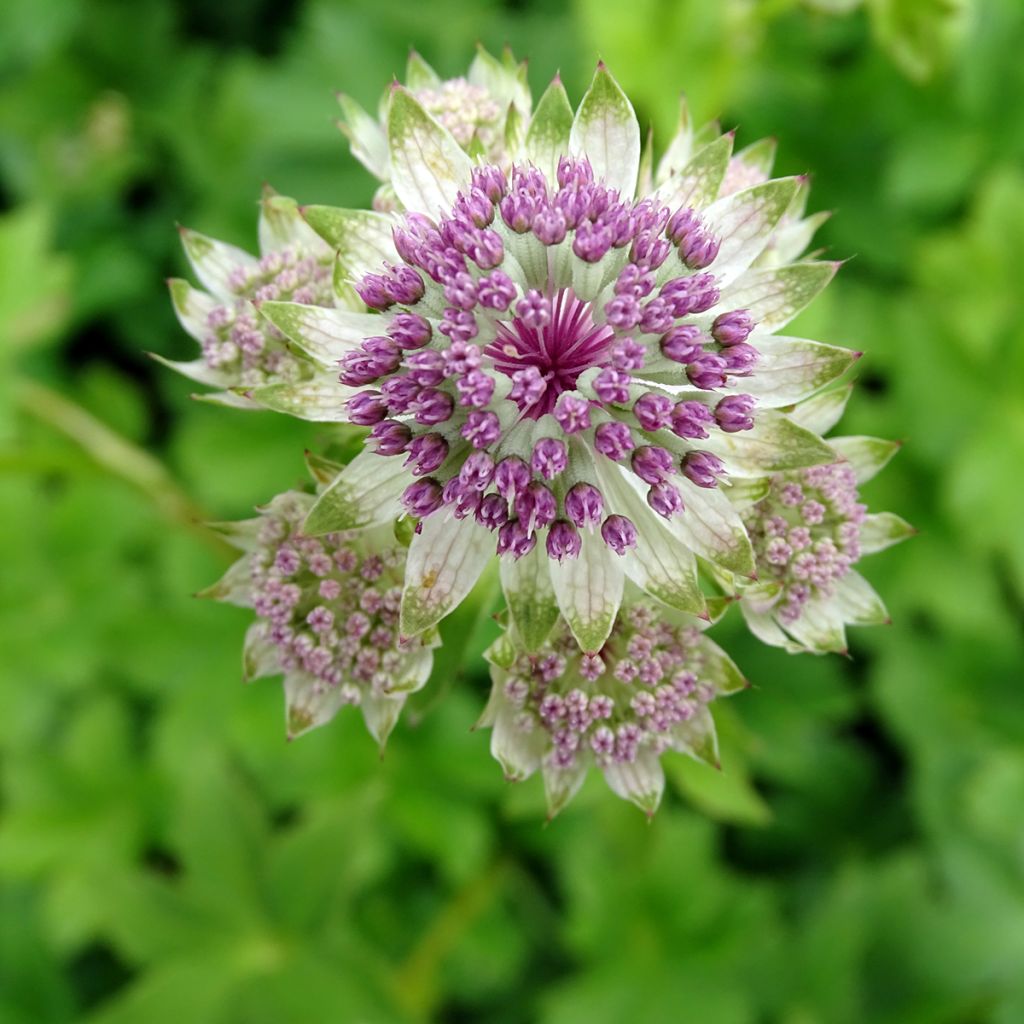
{"left": 668, "top": 479, "right": 755, "bottom": 577}
{"left": 400, "top": 514, "right": 494, "bottom": 635}
{"left": 242, "top": 375, "right": 353, "bottom": 422}
{"left": 524, "top": 76, "right": 574, "bottom": 184}
{"left": 834, "top": 570, "right": 889, "bottom": 626}
{"left": 602, "top": 750, "right": 665, "bottom": 816}
{"left": 178, "top": 227, "right": 254, "bottom": 303}
{"left": 386, "top": 86, "right": 474, "bottom": 217}
{"left": 787, "top": 382, "right": 853, "bottom": 435}
{"left": 569, "top": 63, "right": 640, "bottom": 197}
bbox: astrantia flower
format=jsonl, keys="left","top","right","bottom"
{"left": 201, "top": 460, "right": 437, "bottom": 741}
{"left": 338, "top": 46, "right": 531, "bottom": 211}
{"left": 737, "top": 391, "right": 914, "bottom": 653}
{"left": 479, "top": 596, "right": 745, "bottom": 816}
{"left": 163, "top": 188, "right": 360, "bottom": 419}
{"left": 263, "top": 65, "right": 858, "bottom": 651}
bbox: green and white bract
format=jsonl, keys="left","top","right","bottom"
{"left": 200, "top": 457, "right": 437, "bottom": 742}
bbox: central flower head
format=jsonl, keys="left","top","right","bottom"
{"left": 488, "top": 288, "right": 615, "bottom": 417}
{"left": 341, "top": 157, "right": 759, "bottom": 564}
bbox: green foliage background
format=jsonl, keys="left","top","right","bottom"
{"left": 2, "top": 0, "right": 1024, "bottom": 1020}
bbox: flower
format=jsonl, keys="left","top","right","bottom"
{"left": 337, "top": 46, "right": 531, "bottom": 211}
{"left": 478, "top": 596, "right": 745, "bottom": 816}
{"left": 265, "top": 64, "right": 858, "bottom": 651}
{"left": 200, "top": 459, "right": 437, "bottom": 741}
{"left": 163, "top": 188, "right": 358, "bottom": 419}
{"left": 737, "top": 402, "right": 914, "bottom": 653}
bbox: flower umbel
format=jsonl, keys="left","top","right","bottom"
{"left": 268, "top": 65, "right": 854, "bottom": 648}
{"left": 480, "top": 597, "right": 744, "bottom": 816}
{"left": 202, "top": 473, "right": 436, "bottom": 742}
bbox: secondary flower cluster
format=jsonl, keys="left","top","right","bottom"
{"left": 481, "top": 600, "right": 742, "bottom": 814}
{"left": 169, "top": 51, "right": 911, "bottom": 815}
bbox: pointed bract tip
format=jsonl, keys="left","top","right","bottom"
{"left": 747, "top": 570, "right": 759, "bottom": 582}
{"left": 884, "top": 617, "right": 893, "bottom": 626}
{"left": 714, "top": 759, "right": 722, "bottom": 771}
{"left": 725, "top": 128, "right": 737, "bottom": 139}
{"left": 852, "top": 350, "right": 864, "bottom": 361}
{"left": 389, "top": 78, "right": 402, "bottom": 93}
{"left": 796, "top": 172, "right": 812, "bottom": 185}
{"left": 697, "top": 608, "right": 711, "bottom": 622}
{"left": 552, "top": 69, "right": 562, "bottom": 84}
{"left": 596, "top": 59, "right": 607, "bottom": 70}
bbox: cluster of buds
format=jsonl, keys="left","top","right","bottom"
{"left": 169, "top": 51, "right": 911, "bottom": 815}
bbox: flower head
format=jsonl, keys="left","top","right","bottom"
{"left": 165, "top": 189, "right": 356, "bottom": 418}
{"left": 739, "top": 428, "right": 913, "bottom": 653}
{"left": 337, "top": 46, "right": 531, "bottom": 211}
{"left": 479, "top": 597, "right": 744, "bottom": 816}
{"left": 271, "top": 65, "right": 853, "bottom": 650}
{"left": 201, "top": 465, "right": 436, "bottom": 742}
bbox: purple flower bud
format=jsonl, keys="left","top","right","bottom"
{"left": 630, "top": 232, "right": 671, "bottom": 269}
{"left": 405, "top": 433, "right": 448, "bottom": 475}
{"left": 459, "top": 450, "right": 495, "bottom": 491}
{"left": 647, "top": 481, "right": 684, "bottom": 519}
{"left": 610, "top": 337, "right": 647, "bottom": 370}
{"left": 594, "top": 421, "right": 635, "bottom": 461}
{"left": 456, "top": 368, "right": 496, "bottom": 408}
{"left": 615, "top": 263, "right": 655, "bottom": 299}
{"left": 573, "top": 221, "right": 613, "bottom": 263}
{"left": 370, "top": 419, "right": 411, "bottom": 455}
{"left": 469, "top": 230, "right": 504, "bottom": 270}
{"left": 601, "top": 514, "right": 638, "bottom": 555}
{"left": 476, "top": 493, "right": 509, "bottom": 531}
{"left": 442, "top": 477, "right": 481, "bottom": 519}
{"left": 402, "top": 478, "right": 443, "bottom": 517}
{"left": 509, "top": 366, "right": 547, "bottom": 411}
{"left": 687, "top": 352, "right": 728, "bottom": 390}
{"left": 557, "top": 156, "right": 593, "bottom": 188}
{"left": 632, "top": 392, "right": 673, "bottom": 431}
{"left": 660, "top": 273, "right": 720, "bottom": 317}
{"left": 515, "top": 481, "right": 557, "bottom": 532}
{"left": 565, "top": 482, "right": 604, "bottom": 529}
{"left": 477, "top": 270, "right": 517, "bottom": 311}
{"left": 631, "top": 445, "right": 675, "bottom": 485}
{"left": 660, "top": 324, "right": 704, "bottom": 363}
{"left": 458, "top": 186, "right": 495, "bottom": 228}
{"left": 547, "top": 520, "right": 582, "bottom": 562}
{"left": 515, "top": 289, "right": 551, "bottom": 328}
{"left": 355, "top": 273, "right": 394, "bottom": 310}
{"left": 472, "top": 165, "right": 507, "bottom": 203}
{"left": 444, "top": 271, "right": 478, "bottom": 310}
{"left": 347, "top": 391, "right": 388, "bottom": 425}
{"left": 639, "top": 297, "right": 675, "bottom": 334}
{"left": 386, "top": 265, "right": 425, "bottom": 304}
{"left": 593, "top": 367, "right": 632, "bottom": 404}
{"left": 497, "top": 518, "right": 536, "bottom": 559}
{"left": 712, "top": 309, "right": 755, "bottom": 346}
{"left": 500, "top": 190, "right": 536, "bottom": 233}
{"left": 680, "top": 232, "right": 720, "bottom": 269}
{"left": 405, "top": 349, "right": 445, "bottom": 386}
{"left": 531, "top": 438, "right": 568, "bottom": 480}
{"left": 553, "top": 394, "right": 591, "bottom": 434}
{"left": 598, "top": 294, "right": 638, "bottom": 329}
{"left": 715, "top": 394, "right": 756, "bottom": 433}
{"left": 681, "top": 451, "right": 726, "bottom": 488}
{"left": 380, "top": 374, "right": 421, "bottom": 412}
{"left": 461, "top": 410, "right": 501, "bottom": 448}
{"left": 670, "top": 400, "right": 714, "bottom": 439}
{"left": 387, "top": 312, "right": 432, "bottom": 349}
{"left": 720, "top": 342, "right": 759, "bottom": 375}
{"left": 533, "top": 207, "right": 568, "bottom": 245}
{"left": 494, "top": 456, "right": 530, "bottom": 500}
{"left": 665, "top": 207, "right": 700, "bottom": 246}
{"left": 438, "top": 308, "right": 478, "bottom": 343}
{"left": 412, "top": 387, "right": 454, "bottom": 425}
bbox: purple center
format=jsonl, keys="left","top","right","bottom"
{"left": 486, "top": 289, "right": 614, "bottom": 417}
